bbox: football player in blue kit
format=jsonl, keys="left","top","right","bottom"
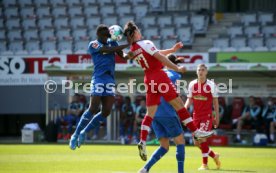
{"left": 69, "top": 24, "right": 130, "bottom": 150}
{"left": 138, "top": 54, "right": 186, "bottom": 173}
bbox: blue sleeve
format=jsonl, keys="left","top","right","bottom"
{"left": 132, "top": 104, "right": 136, "bottom": 112}
{"left": 88, "top": 41, "right": 103, "bottom": 54}
{"left": 111, "top": 40, "right": 119, "bottom": 47}
{"left": 121, "top": 104, "right": 125, "bottom": 112}
{"left": 262, "top": 106, "right": 268, "bottom": 117}
{"left": 168, "top": 71, "right": 182, "bottom": 84}
{"left": 136, "top": 106, "right": 141, "bottom": 115}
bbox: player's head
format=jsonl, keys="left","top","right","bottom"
{"left": 96, "top": 24, "right": 111, "bottom": 43}
{"left": 140, "top": 99, "right": 146, "bottom": 107}
{"left": 124, "top": 96, "right": 131, "bottom": 105}
{"left": 123, "top": 21, "right": 142, "bottom": 43}
{"left": 249, "top": 96, "right": 256, "bottom": 106}
{"left": 197, "top": 64, "right": 208, "bottom": 79}
{"left": 167, "top": 54, "right": 183, "bottom": 65}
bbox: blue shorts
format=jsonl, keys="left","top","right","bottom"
{"left": 152, "top": 116, "right": 183, "bottom": 139}
{"left": 91, "top": 75, "right": 115, "bottom": 96}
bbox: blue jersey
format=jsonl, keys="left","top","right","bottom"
{"left": 88, "top": 39, "right": 118, "bottom": 83}
{"left": 88, "top": 39, "right": 118, "bottom": 96}
{"left": 155, "top": 69, "right": 182, "bottom": 118}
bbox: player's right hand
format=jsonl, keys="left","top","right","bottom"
{"left": 177, "top": 66, "right": 186, "bottom": 73}
{"left": 172, "top": 42, "right": 184, "bottom": 52}
{"left": 127, "top": 51, "right": 135, "bottom": 59}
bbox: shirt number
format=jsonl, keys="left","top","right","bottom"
{"left": 136, "top": 54, "right": 149, "bottom": 70}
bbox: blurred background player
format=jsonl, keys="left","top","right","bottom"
{"left": 185, "top": 64, "right": 221, "bottom": 170}
{"left": 234, "top": 96, "right": 262, "bottom": 143}
{"left": 134, "top": 99, "right": 147, "bottom": 143}
{"left": 138, "top": 54, "right": 185, "bottom": 173}
{"left": 262, "top": 97, "right": 276, "bottom": 143}
{"left": 69, "top": 24, "right": 130, "bottom": 150}
{"left": 56, "top": 103, "right": 79, "bottom": 140}
{"left": 124, "top": 21, "right": 213, "bottom": 161}
{"left": 119, "top": 96, "right": 136, "bottom": 144}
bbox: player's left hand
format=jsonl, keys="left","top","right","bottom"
{"left": 213, "top": 117, "right": 220, "bottom": 129}
{"left": 172, "top": 42, "right": 184, "bottom": 52}
{"left": 127, "top": 51, "right": 135, "bottom": 59}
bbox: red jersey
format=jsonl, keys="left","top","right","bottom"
{"left": 130, "top": 40, "right": 178, "bottom": 106}
{"left": 130, "top": 40, "right": 163, "bottom": 76}
{"left": 187, "top": 79, "right": 218, "bottom": 120}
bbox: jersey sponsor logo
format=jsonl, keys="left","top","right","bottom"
{"left": 133, "top": 48, "right": 143, "bottom": 57}
{"left": 135, "top": 54, "right": 149, "bottom": 70}
{"left": 92, "top": 42, "right": 99, "bottom": 49}
{"left": 193, "top": 95, "right": 208, "bottom": 101}
{"left": 199, "top": 120, "right": 210, "bottom": 131}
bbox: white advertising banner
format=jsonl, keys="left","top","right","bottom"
{"left": 0, "top": 55, "right": 68, "bottom": 85}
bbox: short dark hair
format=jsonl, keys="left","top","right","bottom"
{"left": 96, "top": 24, "right": 109, "bottom": 36}
{"left": 167, "top": 54, "right": 182, "bottom": 65}
{"left": 123, "top": 21, "right": 138, "bottom": 37}
{"left": 125, "top": 96, "right": 131, "bottom": 102}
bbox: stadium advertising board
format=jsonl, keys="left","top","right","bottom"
{"left": 214, "top": 51, "right": 276, "bottom": 63}
{"left": 0, "top": 55, "right": 68, "bottom": 85}
{"left": 175, "top": 53, "right": 209, "bottom": 63}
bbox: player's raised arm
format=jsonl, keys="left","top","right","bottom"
{"left": 159, "top": 42, "right": 184, "bottom": 55}
{"left": 116, "top": 50, "right": 134, "bottom": 60}
{"left": 99, "top": 44, "right": 129, "bottom": 54}
{"left": 153, "top": 51, "right": 186, "bottom": 73}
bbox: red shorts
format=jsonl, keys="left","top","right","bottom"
{"left": 145, "top": 70, "right": 178, "bottom": 106}
{"left": 193, "top": 118, "right": 213, "bottom": 132}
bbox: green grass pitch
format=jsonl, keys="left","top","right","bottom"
{"left": 0, "top": 144, "right": 275, "bottom": 173}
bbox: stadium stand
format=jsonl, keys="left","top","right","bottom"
{"left": 0, "top": 0, "right": 213, "bottom": 54}
{"left": 210, "top": 11, "right": 276, "bottom": 52}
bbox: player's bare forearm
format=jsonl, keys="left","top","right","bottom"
{"left": 184, "top": 98, "right": 193, "bottom": 109}
{"left": 213, "top": 98, "right": 220, "bottom": 128}
{"left": 153, "top": 52, "right": 184, "bottom": 72}
{"left": 116, "top": 50, "right": 134, "bottom": 60}
{"left": 99, "top": 44, "right": 129, "bottom": 54}
{"left": 159, "top": 48, "right": 175, "bottom": 56}
{"left": 159, "top": 42, "right": 183, "bottom": 55}
{"left": 116, "top": 50, "right": 127, "bottom": 60}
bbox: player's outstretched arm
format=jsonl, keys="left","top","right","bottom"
{"left": 159, "top": 42, "right": 183, "bottom": 55}
{"left": 153, "top": 51, "right": 186, "bottom": 73}
{"left": 116, "top": 50, "right": 134, "bottom": 60}
{"left": 99, "top": 44, "right": 129, "bottom": 54}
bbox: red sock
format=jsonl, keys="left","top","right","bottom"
{"left": 140, "top": 115, "right": 153, "bottom": 142}
{"left": 177, "top": 108, "right": 197, "bottom": 132}
{"left": 208, "top": 149, "right": 215, "bottom": 158}
{"left": 200, "top": 142, "right": 209, "bottom": 165}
